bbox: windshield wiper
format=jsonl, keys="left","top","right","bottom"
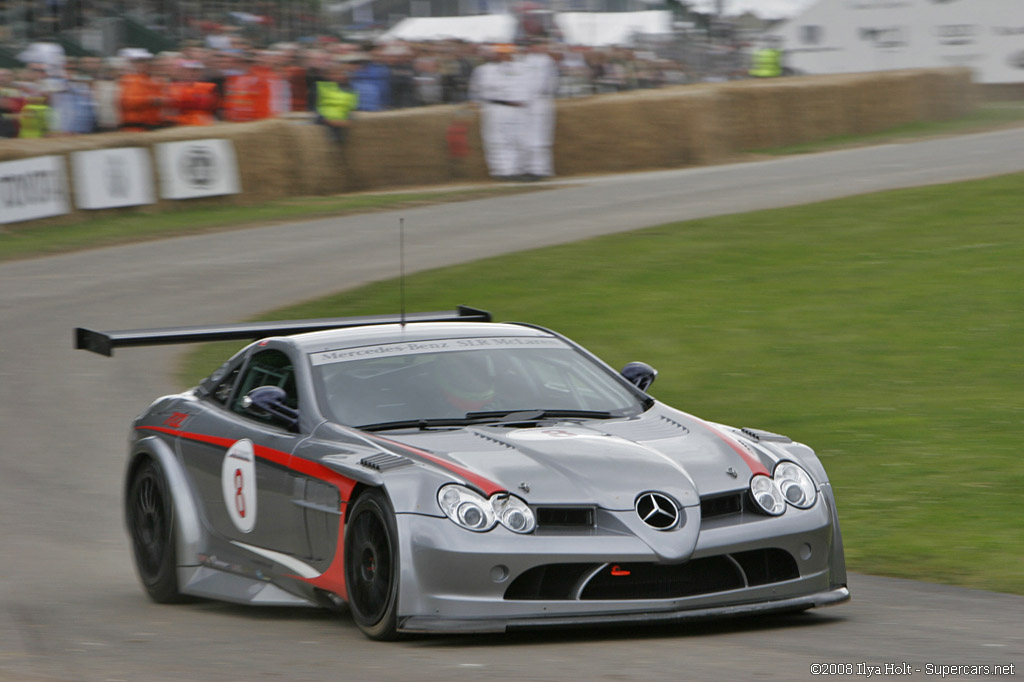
{"left": 358, "top": 418, "right": 472, "bottom": 432}
{"left": 464, "top": 409, "right": 616, "bottom": 423}
{"left": 358, "top": 410, "right": 617, "bottom": 431}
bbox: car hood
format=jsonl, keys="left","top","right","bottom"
{"left": 383, "top": 407, "right": 771, "bottom": 510}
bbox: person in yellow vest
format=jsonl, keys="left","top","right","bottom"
{"left": 750, "top": 47, "right": 782, "bottom": 78}
{"left": 19, "top": 95, "right": 51, "bottom": 138}
{"left": 315, "top": 58, "right": 358, "bottom": 144}
{"left": 749, "top": 45, "right": 782, "bottom": 78}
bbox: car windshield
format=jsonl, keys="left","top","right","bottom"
{"left": 309, "top": 336, "right": 646, "bottom": 429}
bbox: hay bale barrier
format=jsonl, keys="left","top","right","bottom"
{"left": 0, "top": 68, "right": 975, "bottom": 229}
{"left": 346, "top": 104, "right": 490, "bottom": 191}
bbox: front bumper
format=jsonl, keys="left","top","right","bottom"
{"left": 393, "top": 487, "right": 848, "bottom": 633}
{"left": 401, "top": 586, "right": 850, "bottom": 633}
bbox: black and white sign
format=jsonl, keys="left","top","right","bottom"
{"left": 72, "top": 147, "right": 155, "bottom": 210}
{"left": 0, "top": 156, "right": 70, "bottom": 225}
{"left": 156, "top": 139, "right": 241, "bottom": 200}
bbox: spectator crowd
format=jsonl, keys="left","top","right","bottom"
{"left": 0, "top": 37, "right": 691, "bottom": 140}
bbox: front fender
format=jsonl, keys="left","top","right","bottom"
{"left": 126, "top": 436, "right": 204, "bottom": 574}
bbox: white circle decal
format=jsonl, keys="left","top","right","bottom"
{"left": 222, "top": 439, "right": 257, "bottom": 533}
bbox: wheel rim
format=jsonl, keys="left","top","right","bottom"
{"left": 348, "top": 506, "right": 393, "bottom": 624}
{"left": 131, "top": 472, "right": 167, "bottom": 578}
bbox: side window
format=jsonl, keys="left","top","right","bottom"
{"left": 231, "top": 349, "right": 298, "bottom": 424}
{"left": 210, "top": 367, "right": 241, "bottom": 406}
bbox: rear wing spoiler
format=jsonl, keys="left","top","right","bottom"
{"left": 74, "top": 306, "right": 492, "bottom": 356}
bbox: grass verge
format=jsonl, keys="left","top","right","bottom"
{"left": 751, "top": 101, "right": 1024, "bottom": 155}
{"left": 182, "top": 171, "right": 1024, "bottom": 596}
{"left": 3, "top": 103, "right": 1023, "bottom": 264}
{"left": 0, "top": 185, "right": 545, "bottom": 263}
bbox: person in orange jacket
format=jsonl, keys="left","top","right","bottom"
{"left": 118, "top": 53, "right": 165, "bottom": 131}
{"left": 222, "top": 52, "right": 271, "bottom": 122}
{"left": 166, "top": 60, "right": 218, "bottom": 126}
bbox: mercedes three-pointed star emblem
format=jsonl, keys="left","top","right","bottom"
{"left": 635, "top": 492, "right": 680, "bottom": 530}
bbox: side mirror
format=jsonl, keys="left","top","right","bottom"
{"left": 242, "top": 385, "right": 299, "bottom": 429}
{"left": 621, "top": 362, "right": 657, "bottom": 392}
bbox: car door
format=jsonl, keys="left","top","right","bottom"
{"left": 178, "top": 347, "right": 311, "bottom": 559}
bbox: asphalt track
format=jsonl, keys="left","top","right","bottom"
{"left": 2, "top": 129, "right": 1023, "bottom": 682}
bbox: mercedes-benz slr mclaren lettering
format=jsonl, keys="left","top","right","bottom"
{"left": 75, "top": 307, "right": 848, "bottom": 640}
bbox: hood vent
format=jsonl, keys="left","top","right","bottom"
{"left": 599, "top": 415, "right": 689, "bottom": 441}
{"left": 741, "top": 427, "right": 792, "bottom": 443}
{"left": 360, "top": 453, "right": 414, "bottom": 472}
{"left": 471, "top": 431, "right": 516, "bottom": 449}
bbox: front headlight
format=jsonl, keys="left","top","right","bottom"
{"left": 437, "top": 484, "right": 536, "bottom": 533}
{"left": 748, "top": 461, "right": 818, "bottom": 515}
{"left": 774, "top": 461, "right": 817, "bottom": 509}
{"left": 438, "top": 485, "right": 495, "bottom": 531}
{"left": 492, "top": 493, "right": 537, "bottom": 534}
{"left": 750, "top": 474, "right": 786, "bottom": 516}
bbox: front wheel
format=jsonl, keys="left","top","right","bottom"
{"left": 344, "top": 489, "right": 400, "bottom": 640}
{"left": 126, "top": 458, "right": 182, "bottom": 603}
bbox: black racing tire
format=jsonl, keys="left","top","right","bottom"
{"left": 127, "top": 458, "right": 183, "bottom": 603}
{"left": 344, "top": 488, "right": 400, "bottom": 640}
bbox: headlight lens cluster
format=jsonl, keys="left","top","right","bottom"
{"left": 437, "top": 484, "right": 536, "bottom": 534}
{"left": 749, "top": 461, "right": 817, "bottom": 515}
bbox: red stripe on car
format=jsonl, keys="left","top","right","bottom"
{"left": 689, "top": 420, "right": 771, "bottom": 477}
{"left": 368, "top": 433, "right": 505, "bottom": 496}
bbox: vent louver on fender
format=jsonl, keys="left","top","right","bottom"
{"left": 741, "top": 427, "right": 792, "bottom": 443}
{"left": 359, "top": 453, "right": 414, "bottom": 472}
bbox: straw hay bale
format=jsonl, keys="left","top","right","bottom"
{"left": 284, "top": 122, "right": 350, "bottom": 196}
{"left": 554, "top": 86, "right": 727, "bottom": 175}
{"left": 346, "top": 104, "right": 487, "bottom": 191}
{"left": 718, "top": 80, "right": 799, "bottom": 150}
{"left": 846, "top": 70, "right": 921, "bottom": 134}
{"left": 781, "top": 76, "right": 860, "bottom": 143}
{"left": 918, "top": 67, "right": 977, "bottom": 119}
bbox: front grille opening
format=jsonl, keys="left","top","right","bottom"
{"left": 732, "top": 548, "right": 799, "bottom": 586}
{"left": 504, "top": 564, "right": 595, "bottom": 600}
{"left": 503, "top": 548, "right": 799, "bottom": 601}
{"left": 581, "top": 556, "right": 742, "bottom": 600}
{"left": 701, "top": 492, "right": 743, "bottom": 519}
{"left": 536, "top": 507, "right": 595, "bottom": 528}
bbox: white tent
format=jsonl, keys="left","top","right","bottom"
{"left": 380, "top": 15, "right": 516, "bottom": 43}
{"left": 380, "top": 11, "right": 673, "bottom": 47}
{"left": 766, "top": 0, "right": 1023, "bottom": 84}
{"left": 556, "top": 10, "right": 673, "bottom": 47}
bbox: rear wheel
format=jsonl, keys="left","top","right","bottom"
{"left": 127, "top": 458, "right": 182, "bottom": 603}
{"left": 344, "top": 489, "right": 400, "bottom": 640}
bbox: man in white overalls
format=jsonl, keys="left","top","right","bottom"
{"left": 520, "top": 40, "right": 559, "bottom": 180}
{"left": 469, "top": 44, "right": 529, "bottom": 180}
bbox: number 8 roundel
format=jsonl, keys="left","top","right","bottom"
{"left": 221, "top": 439, "right": 257, "bottom": 533}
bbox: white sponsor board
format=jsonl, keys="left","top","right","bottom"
{"left": 311, "top": 337, "right": 569, "bottom": 366}
{"left": 71, "top": 147, "right": 155, "bottom": 210}
{"left": 767, "top": 0, "right": 1024, "bottom": 84}
{"left": 156, "top": 139, "right": 241, "bottom": 200}
{"left": 0, "top": 155, "right": 70, "bottom": 224}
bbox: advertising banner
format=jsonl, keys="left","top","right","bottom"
{"left": 0, "top": 155, "right": 70, "bottom": 225}
{"left": 72, "top": 147, "right": 155, "bottom": 210}
{"left": 156, "top": 139, "right": 241, "bottom": 200}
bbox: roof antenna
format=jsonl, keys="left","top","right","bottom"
{"left": 400, "top": 217, "right": 406, "bottom": 327}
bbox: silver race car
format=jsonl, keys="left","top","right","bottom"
{"left": 76, "top": 307, "right": 848, "bottom": 640}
